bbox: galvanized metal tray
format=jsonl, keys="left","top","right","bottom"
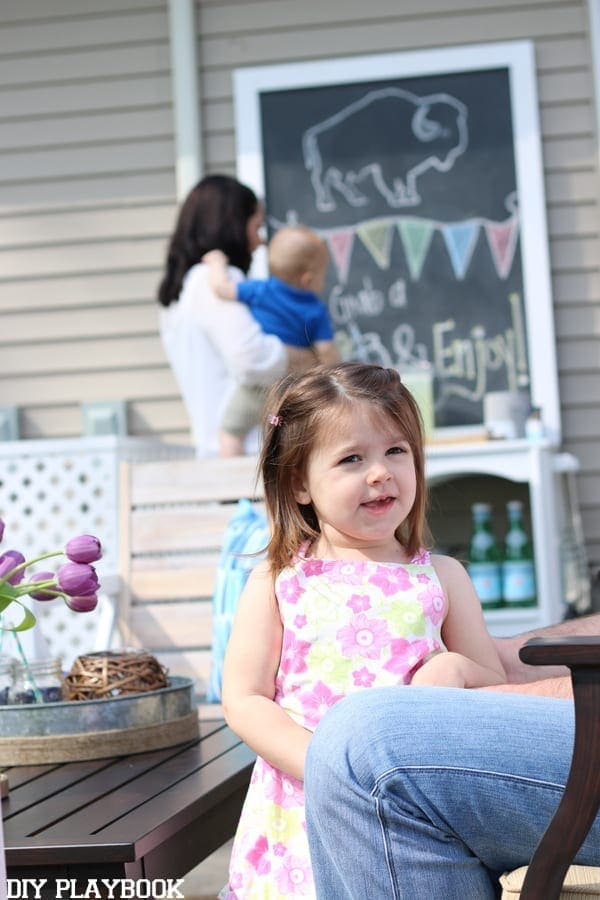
{"left": 0, "top": 676, "right": 199, "bottom": 765}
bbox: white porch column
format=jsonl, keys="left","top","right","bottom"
{"left": 167, "top": 0, "right": 203, "bottom": 199}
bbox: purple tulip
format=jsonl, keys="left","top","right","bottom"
{"left": 56, "top": 562, "right": 99, "bottom": 597}
{"left": 65, "top": 534, "right": 102, "bottom": 564}
{"left": 65, "top": 593, "right": 98, "bottom": 613}
{"left": 0, "top": 550, "right": 26, "bottom": 584}
{"left": 28, "top": 571, "right": 58, "bottom": 601}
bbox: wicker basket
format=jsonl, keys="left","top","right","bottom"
{"left": 63, "top": 649, "right": 168, "bottom": 701}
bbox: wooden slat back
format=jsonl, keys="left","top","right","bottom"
{"left": 130, "top": 505, "right": 264, "bottom": 555}
{"left": 129, "top": 456, "right": 262, "bottom": 505}
{"left": 118, "top": 455, "right": 264, "bottom": 702}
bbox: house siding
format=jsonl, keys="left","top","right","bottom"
{"left": 0, "top": 0, "right": 183, "bottom": 441}
{"left": 1, "top": 0, "right": 600, "bottom": 564}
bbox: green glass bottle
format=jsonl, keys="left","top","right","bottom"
{"left": 501, "top": 500, "right": 536, "bottom": 607}
{"left": 467, "top": 502, "right": 503, "bottom": 610}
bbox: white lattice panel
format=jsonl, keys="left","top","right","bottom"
{"left": 0, "top": 436, "right": 193, "bottom": 667}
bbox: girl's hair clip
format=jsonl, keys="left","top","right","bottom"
{"left": 268, "top": 413, "right": 283, "bottom": 427}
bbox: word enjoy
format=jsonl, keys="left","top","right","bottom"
{"left": 432, "top": 293, "right": 528, "bottom": 401}
{"left": 334, "top": 288, "right": 528, "bottom": 406}
{"left": 6, "top": 878, "right": 185, "bottom": 899}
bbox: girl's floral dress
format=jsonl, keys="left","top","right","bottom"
{"left": 221, "top": 546, "right": 447, "bottom": 899}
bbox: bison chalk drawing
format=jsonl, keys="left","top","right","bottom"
{"left": 302, "top": 86, "right": 468, "bottom": 212}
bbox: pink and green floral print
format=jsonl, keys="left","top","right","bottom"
{"left": 222, "top": 548, "right": 447, "bottom": 899}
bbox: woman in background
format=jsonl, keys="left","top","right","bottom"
{"left": 158, "top": 174, "right": 311, "bottom": 456}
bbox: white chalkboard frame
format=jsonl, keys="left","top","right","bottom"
{"left": 234, "top": 40, "right": 560, "bottom": 444}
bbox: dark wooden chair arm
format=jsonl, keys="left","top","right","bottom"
{"left": 519, "top": 635, "right": 600, "bottom": 667}
{"left": 519, "top": 634, "right": 600, "bottom": 900}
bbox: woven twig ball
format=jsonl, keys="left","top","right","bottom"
{"left": 63, "top": 649, "right": 168, "bottom": 701}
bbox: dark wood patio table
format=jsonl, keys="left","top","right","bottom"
{"left": 1, "top": 720, "right": 254, "bottom": 896}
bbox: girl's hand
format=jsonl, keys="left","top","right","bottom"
{"left": 411, "top": 651, "right": 469, "bottom": 688}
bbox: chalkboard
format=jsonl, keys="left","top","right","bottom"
{"left": 235, "top": 42, "right": 560, "bottom": 441}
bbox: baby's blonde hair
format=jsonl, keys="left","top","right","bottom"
{"left": 267, "top": 225, "right": 328, "bottom": 287}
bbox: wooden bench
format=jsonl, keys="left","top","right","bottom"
{"left": 116, "top": 455, "right": 263, "bottom": 866}
{"left": 118, "top": 454, "right": 264, "bottom": 712}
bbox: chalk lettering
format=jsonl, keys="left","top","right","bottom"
{"left": 392, "top": 323, "right": 428, "bottom": 367}
{"left": 432, "top": 315, "right": 521, "bottom": 402}
{"left": 329, "top": 278, "right": 385, "bottom": 325}
{"left": 345, "top": 321, "right": 392, "bottom": 365}
{"left": 509, "top": 291, "right": 529, "bottom": 384}
{"left": 388, "top": 278, "right": 407, "bottom": 309}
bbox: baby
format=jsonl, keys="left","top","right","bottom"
{"left": 205, "top": 224, "right": 339, "bottom": 457}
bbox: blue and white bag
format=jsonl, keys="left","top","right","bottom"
{"left": 207, "top": 498, "right": 269, "bottom": 702}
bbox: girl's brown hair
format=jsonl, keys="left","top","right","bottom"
{"left": 259, "top": 362, "right": 428, "bottom": 574}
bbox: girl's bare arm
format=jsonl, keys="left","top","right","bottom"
{"left": 221, "top": 562, "right": 311, "bottom": 780}
{"left": 413, "top": 554, "right": 506, "bottom": 688}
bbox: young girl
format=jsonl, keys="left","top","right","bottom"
{"left": 221, "top": 362, "right": 506, "bottom": 899}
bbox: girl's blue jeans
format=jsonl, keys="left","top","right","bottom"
{"left": 304, "top": 686, "right": 600, "bottom": 899}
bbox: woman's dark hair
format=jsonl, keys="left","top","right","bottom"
{"left": 259, "top": 362, "right": 429, "bottom": 575}
{"left": 157, "top": 174, "right": 258, "bottom": 307}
